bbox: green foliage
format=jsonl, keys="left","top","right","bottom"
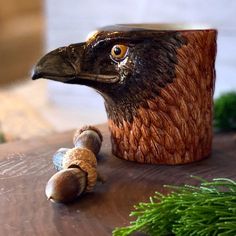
{"left": 0, "top": 132, "right": 5, "bottom": 144}
{"left": 113, "top": 177, "right": 236, "bottom": 236}
{"left": 0, "top": 123, "right": 5, "bottom": 144}
{"left": 214, "top": 91, "right": 236, "bottom": 131}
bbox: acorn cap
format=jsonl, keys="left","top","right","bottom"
{"left": 74, "top": 125, "right": 103, "bottom": 142}
{"left": 63, "top": 147, "right": 97, "bottom": 192}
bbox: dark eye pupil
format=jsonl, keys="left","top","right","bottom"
{"left": 113, "top": 47, "right": 121, "bottom": 55}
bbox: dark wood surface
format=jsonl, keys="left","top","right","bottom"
{"left": 0, "top": 124, "right": 236, "bottom": 236}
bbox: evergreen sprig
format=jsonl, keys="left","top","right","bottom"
{"left": 113, "top": 177, "right": 236, "bottom": 236}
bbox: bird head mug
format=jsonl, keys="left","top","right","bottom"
{"left": 32, "top": 24, "right": 217, "bottom": 165}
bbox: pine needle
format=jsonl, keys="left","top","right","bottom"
{"left": 113, "top": 177, "right": 236, "bottom": 236}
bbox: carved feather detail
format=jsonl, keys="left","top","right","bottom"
{"left": 32, "top": 25, "right": 216, "bottom": 165}
{"left": 108, "top": 31, "right": 217, "bottom": 164}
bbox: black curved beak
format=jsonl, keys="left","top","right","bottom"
{"left": 32, "top": 43, "right": 118, "bottom": 84}
{"left": 32, "top": 43, "right": 84, "bottom": 83}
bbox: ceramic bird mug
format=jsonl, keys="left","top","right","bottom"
{"left": 32, "top": 24, "right": 217, "bottom": 165}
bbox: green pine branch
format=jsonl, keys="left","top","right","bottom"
{"left": 113, "top": 177, "right": 236, "bottom": 236}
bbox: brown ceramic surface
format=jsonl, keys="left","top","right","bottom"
{"left": 32, "top": 24, "right": 217, "bottom": 164}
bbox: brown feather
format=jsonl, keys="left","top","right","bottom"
{"left": 108, "top": 30, "right": 217, "bottom": 164}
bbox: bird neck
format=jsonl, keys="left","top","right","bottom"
{"left": 103, "top": 90, "right": 151, "bottom": 125}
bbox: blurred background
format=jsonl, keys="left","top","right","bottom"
{"left": 0, "top": 0, "right": 235, "bottom": 141}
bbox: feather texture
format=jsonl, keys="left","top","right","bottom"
{"left": 32, "top": 25, "right": 217, "bottom": 165}
{"left": 108, "top": 30, "right": 217, "bottom": 164}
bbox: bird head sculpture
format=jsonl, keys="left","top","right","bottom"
{"left": 32, "top": 24, "right": 217, "bottom": 165}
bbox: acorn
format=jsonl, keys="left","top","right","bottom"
{"left": 45, "top": 126, "right": 103, "bottom": 203}
{"left": 45, "top": 168, "right": 86, "bottom": 203}
{"left": 52, "top": 148, "right": 70, "bottom": 171}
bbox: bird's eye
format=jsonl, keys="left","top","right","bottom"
{"left": 110, "top": 44, "right": 129, "bottom": 62}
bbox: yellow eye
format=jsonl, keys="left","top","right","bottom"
{"left": 110, "top": 44, "right": 129, "bottom": 61}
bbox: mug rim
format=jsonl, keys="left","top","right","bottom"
{"left": 99, "top": 23, "right": 216, "bottom": 32}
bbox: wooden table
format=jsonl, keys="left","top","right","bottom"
{"left": 0, "top": 124, "right": 235, "bottom": 236}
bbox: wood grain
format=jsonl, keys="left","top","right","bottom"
{"left": 0, "top": 123, "right": 235, "bottom": 236}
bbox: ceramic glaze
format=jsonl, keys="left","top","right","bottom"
{"left": 32, "top": 24, "right": 217, "bottom": 165}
